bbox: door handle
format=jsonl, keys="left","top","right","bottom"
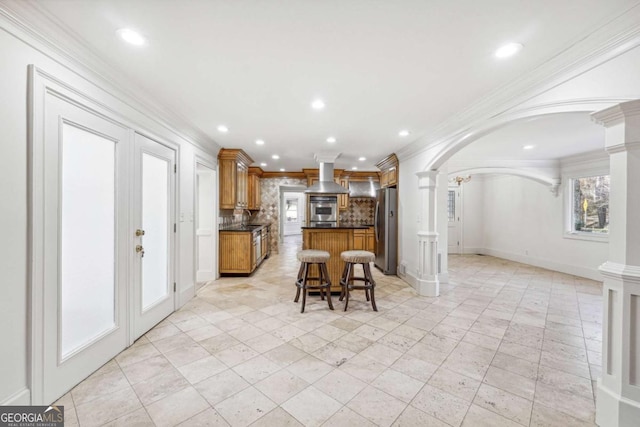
{"left": 136, "top": 245, "right": 145, "bottom": 257}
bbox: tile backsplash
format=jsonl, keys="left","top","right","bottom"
{"left": 339, "top": 197, "right": 375, "bottom": 225}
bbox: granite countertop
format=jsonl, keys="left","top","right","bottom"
{"left": 219, "top": 223, "right": 271, "bottom": 232}
{"left": 301, "top": 223, "right": 370, "bottom": 229}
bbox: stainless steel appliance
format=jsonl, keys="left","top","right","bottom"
{"left": 309, "top": 195, "right": 338, "bottom": 226}
{"left": 374, "top": 187, "right": 397, "bottom": 274}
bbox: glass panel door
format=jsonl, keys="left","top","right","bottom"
{"left": 133, "top": 133, "right": 176, "bottom": 339}
{"left": 40, "top": 93, "right": 129, "bottom": 405}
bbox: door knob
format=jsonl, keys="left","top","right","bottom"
{"left": 136, "top": 229, "right": 145, "bottom": 236}
{"left": 136, "top": 245, "right": 145, "bottom": 257}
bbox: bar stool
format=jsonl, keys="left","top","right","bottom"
{"left": 339, "top": 250, "right": 377, "bottom": 311}
{"left": 294, "top": 250, "right": 334, "bottom": 313}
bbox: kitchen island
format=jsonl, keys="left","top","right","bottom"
{"left": 301, "top": 224, "right": 370, "bottom": 292}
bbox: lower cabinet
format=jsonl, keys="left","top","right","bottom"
{"left": 219, "top": 225, "right": 270, "bottom": 275}
{"left": 353, "top": 227, "right": 376, "bottom": 253}
{"left": 219, "top": 232, "right": 253, "bottom": 274}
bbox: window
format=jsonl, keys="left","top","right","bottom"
{"left": 570, "top": 175, "right": 609, "bottom": 234}
{"left": 447, "top": 190, "right": 456, "bottom": 222}
{"left": 285, "top": 198, "right": 298, "bottom": 222}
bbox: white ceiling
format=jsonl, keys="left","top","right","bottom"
{"left": 22, "top": 0, "right": 639, "bottom": 170}
{"left": 449, "top": 112, "right": 606, "bottom": 162}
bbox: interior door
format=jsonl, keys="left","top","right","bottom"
{"left": 283, "top": 192, "right": 304, "bottom": 236}
{"left": 447, "top": 187, "right": 461, "bottom": 254}
{"left": 132, "top": 133, "right": 176, "bottom": 340}
{"left": 196, "top": 163, "right": 216, "bottom": 282}
{"left": 41, "top": 95, "right": 129, "bottom": 404}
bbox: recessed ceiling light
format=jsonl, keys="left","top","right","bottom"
{"left": 272, "top": 154, "right": 280, "bottom": 159}
{"left": 358, "top": 157, "right": 366, "bottom": 161}
{"left": 351, "top": 166, "right": 358, "bottom": 170}
{"left": 398, "top": 130, "right": 410, "bottom": 137}
{"left": 260, "top": 162, "right": 267, "bottom": 167}
{"left": 495, "top": 42, "right": 523, "bottom": 59}
{"left": 117, "top": 28, "right": 146, "bottom": 46}
{"left": 326, "top": 136, "right": 336, "bottom": 143}
{"left": 523, "top": 145, "right": 535, "bottom": 150}
{"left": 255, "top": 139, "right": 265, "bottom": 145}
{"left": 280, "top": 168, "right": 286, "bottom": 172}
{"left": 216, "top": 125, "right": 228, "bottom": 133}
{"left": 311, "top": 99, "right": 325, "bottom": 110}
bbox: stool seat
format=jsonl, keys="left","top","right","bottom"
{"left": 340, "top": 250, "right": 375, "bottom": 264}
{"left": 297, "top": 249, "right": 330, "bottom": 263}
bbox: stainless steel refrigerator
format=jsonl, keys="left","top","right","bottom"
{"left": 374, "top": 187, "right": 397, "bottom": 274}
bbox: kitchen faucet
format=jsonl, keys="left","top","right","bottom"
{"left": 242, "top": 209, "right": 252, "bottom": 227}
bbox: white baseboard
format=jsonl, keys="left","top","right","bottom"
{"left": 400, "top": 271, "right": 440, "bottom": 296}
{"left": 1, "top": 387, "right": 30, "bottom": 405}
{"left": 461, "top": 247, "right": 484, "bottom": 255}
{"left": 178, "top": 285, "right": 195, "bottom": 309}
{"left": 481, "top": 247, "right": 602, "bottom": 281}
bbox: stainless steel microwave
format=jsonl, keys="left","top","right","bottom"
{"left": 309, "top": 195, "right": 338, "bottom": 222}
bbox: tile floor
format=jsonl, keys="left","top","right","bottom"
{"left": 57, "top": 236, "right": 603, "bottom": 426}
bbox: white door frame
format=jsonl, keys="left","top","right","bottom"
{"left": 279, "top": 185, "right": 307, "bottom": 240}
{"left": 194, "top": 157, "right": 217, "bottom": 283}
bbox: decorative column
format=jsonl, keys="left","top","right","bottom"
{"left": 416, "top": 170, "right": 439, "bottom": 296}
{"left": 592, "top": 100, "right": 640, "bottom": 427}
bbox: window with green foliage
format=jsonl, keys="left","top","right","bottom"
{"left": 571, "top": 175, "right": 609, "bottom": 233}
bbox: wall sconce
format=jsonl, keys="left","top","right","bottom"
{"left": 451, "top": 175, "right": 471, "bottom": 186}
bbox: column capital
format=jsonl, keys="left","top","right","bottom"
{"left": 592, "top": 100, "right": 640, "bottom": 153}
{"left": 416, "top": 170, "right": 438, "bottom": 189}
{"left": 592, "top": 99, "right": 640, "bottom": 127}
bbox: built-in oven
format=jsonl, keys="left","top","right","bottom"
{"left": 309, "top": 195, "right": 338, "bottom": 223}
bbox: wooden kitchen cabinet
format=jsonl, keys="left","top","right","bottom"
{"left": 376, "top": 153, "right": 398, "bottom": 188}
{"left": 338, "top": 177, "right": 349, "bottom": 210}
{"left": 367, "top": 226, "right": 376, "bottom": 253}
{"left": 219, "top": 231, "right": 253, "bottom": 274}
{"left": 248, "top": 167, "right": 262, "bottom": 210}
{"left": 353, "top": 227, "right": 376, "bottom": 253}
{"left": 218, "top": 149, "right": 253, "bottom": 210}
{"left": 353, "top": 229, "right": 366, "bottom": 250}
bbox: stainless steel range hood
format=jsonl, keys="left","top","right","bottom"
{"left": 305, "top": 153, "right": 349, "bottom": 194}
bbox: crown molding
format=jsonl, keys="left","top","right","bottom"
{"left": 0, "top": 1, "right": 220, "bottom": 154}
{"left": 397, "top": 4, "right": 640, "bottom": 162}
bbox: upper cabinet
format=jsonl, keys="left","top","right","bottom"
{"left": 248, "top": 167, "right": 262, "bottom": 210}
{"left": 218, "top": 149, "right": 254, "bottom": 209}
{"left": 376, "top": 153, "right": 399, "bottom": 188}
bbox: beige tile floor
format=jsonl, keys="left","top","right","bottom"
{"left": 57, "top": 235, "right": 603, "bottom": 426}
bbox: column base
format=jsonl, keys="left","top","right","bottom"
{"left": 416, "top": 277, "right": 439, "bottom": 296}
{"left": 597, "top": 379, "right": 640, "bottom": 427}
{"left": 400, "top": 271, "right": 440, "bottom": 297}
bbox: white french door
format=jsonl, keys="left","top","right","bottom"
{"left": 39, "top": 94, "right": 129, "bottom": 404}
{"left": 132, "top": 133, "right": 176, "bottom": 340}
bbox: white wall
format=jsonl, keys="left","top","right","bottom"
{"left": 0, "top": 17, "right": 218, "bottom": 404}
{"left": 461, "top": 177, "right": 485, "bottom": 253}
{"left": 461, "top": 174, "right": 608, "bottom": 280}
